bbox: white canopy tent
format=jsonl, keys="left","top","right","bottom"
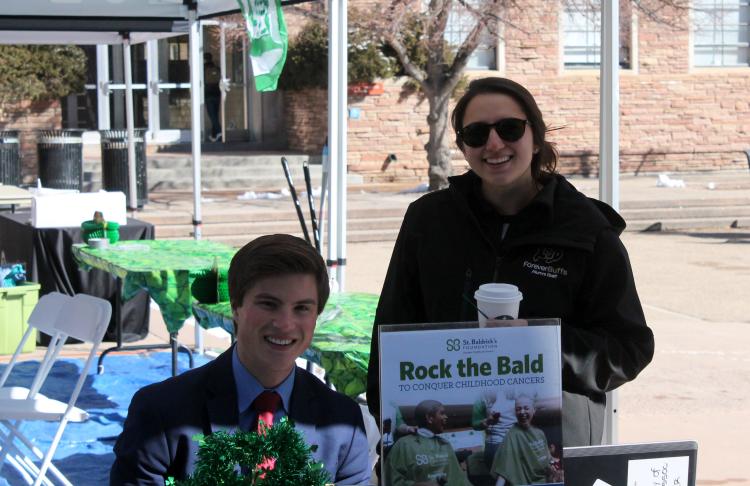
{"left": 0, "top": 0, "right": 350, "bottom": 355}
{"left": 0, "top": 0, "right": 350, "bottom": 288}
{"left": 0, "top": 0, "right": 621, "bottom": 442}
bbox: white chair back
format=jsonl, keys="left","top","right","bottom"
{"left": 55, "top": 293, "right": 111, "bottom": 345}
{"left": 0, "top": 292, "right": 73, "bottom": 393}
{"left": 0, "top": 292, "right": 112, "bottom": 486}
{"left": 26, "top": 292, "right": 69, "bottom": 336}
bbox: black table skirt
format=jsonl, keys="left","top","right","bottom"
{"left": 0, "top": 211, "right": 155, "bottom": 343}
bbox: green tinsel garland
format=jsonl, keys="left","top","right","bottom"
{"left": 167, "top": 418, "right": 332, "bottom": 486}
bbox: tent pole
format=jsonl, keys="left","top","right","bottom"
{"left": 220, "top": 23, "right": 227, "bottom": 143}
{"left": 123, "top": 37, "right": 138, "bottom": 211}
{"left": 188, "top": 14, "right": 203, "bottom": 241}
{"left": 189, "top": 11, "right": 205, "bottom": 353}
{"left": 600, "top": 0, "right": 620, "bottom": 445}
{"left": 326, "top": 0, "right": 340, "bottom": 292}
{"left": 600, "top": 1, "right": 620, "bottom": 211}
{"left": 96, "top": 45, "right": 110, "bottom": 131}
{"left": 146, "top": 40, "right": 160, "bottom": 139}
{"left": 335, "top": 0, "right": 348, "bottom": 290}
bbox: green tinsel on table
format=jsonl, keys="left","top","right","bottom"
{"left": 166, "top": 418, "right": 332, "bottom": 486}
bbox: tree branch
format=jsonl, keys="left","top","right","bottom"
{"left": 631, "top": 0, "right": 691, "bottom": 29}
{"left": 383, "top": 31, "right": 427, "bottom": 85}
{"left": 362, "top": 0, "right": 429, "bottom": 87}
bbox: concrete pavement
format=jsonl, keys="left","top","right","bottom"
{"left": 131, "top": 169, "right": 750, "bottom": 246}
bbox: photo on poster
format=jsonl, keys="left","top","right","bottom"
{"left": 379, "top": 320, "right": 563, "bottom": 486}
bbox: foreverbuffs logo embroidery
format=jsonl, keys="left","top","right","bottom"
{"left": 533, "top": 248, "right": 563, "bottom": 264}
{"left": 523, "top": 248, "right": 568, "bottom": 279}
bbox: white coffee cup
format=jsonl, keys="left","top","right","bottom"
{"left": 474, "top": 283, "right": 523, "bottom": 327}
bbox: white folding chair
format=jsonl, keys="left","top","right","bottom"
{"left": 0, "top": 292, "right": 72, "bottom": 484}
{"left": 0, "top": 292, "right": 111, "bottom": 486}
{"left": 0, "top": 292, "right": 71, "bottom": 401}
{"left": 0, "top": 292, "right": 73, "bottom": 484}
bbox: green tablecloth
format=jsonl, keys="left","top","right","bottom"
{"left": 192, "top": 292, "right": 376, "bottom": 398}
{"left": 72, "top": 240, "right": 236, "bottom": 333}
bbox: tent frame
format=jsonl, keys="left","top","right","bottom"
{"left": 0, "top": 0, "right": 621, "bottom": 443}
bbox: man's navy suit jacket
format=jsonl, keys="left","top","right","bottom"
{"left": 110, "top": 348, "right": 370, "bottom": 485}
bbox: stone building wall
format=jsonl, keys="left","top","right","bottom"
{"left": 282, "top": 1, "right": 750, "bottom": 183}
{"left": 0, "top": 99, "right": 61, "bottom": 184}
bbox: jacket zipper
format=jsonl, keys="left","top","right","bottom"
{"left": 461, "top": 268, "right": 474, "bottom": 321}
{"left": 492, "top": 256, "right": 502, "bottom": 282}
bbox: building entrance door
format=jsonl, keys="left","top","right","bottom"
{"left": 62, "top": 25, "right": 284, "bottom": 147}
{"left": 203, "top": 21, "right": 256, "bottom": 143}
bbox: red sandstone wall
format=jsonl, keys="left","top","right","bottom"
{"left": 284, "top": 88, "right": 329, "bottom": 153}
{"left": 637, "top": 1, "right": 690, "bottom": 75}
{"left": 280, "top": 1, "right": 750, "bottom": 184}
{"left": 0, "top": 99, "right": 61, "bottom": 183}
{"left": 504, "top": 2, "right": 560, "bottom": 78}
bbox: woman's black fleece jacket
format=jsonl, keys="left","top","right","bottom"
{"left": 367, "top": 171, "right": 655, "bottom": 446}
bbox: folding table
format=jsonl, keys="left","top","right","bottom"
{"left": 72, "top": 239, "right": 236, "bottom": 376}
{"left": 0, "top": 211, "right": 153, "bottom": 342}
{"left": 0, "top": 185, "right": 31, "bottom": 213}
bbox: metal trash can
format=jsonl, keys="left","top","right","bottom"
{"left": 100, "top": 129, "right": 148, "bottom": 208}
{"left": 37, "top": 129, "right": 84, "bottom": 190}
{"left": 0, "top": 130, "right": 21, "bottom": 186}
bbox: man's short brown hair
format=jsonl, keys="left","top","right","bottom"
{"left": 228, "top": 234, "right": 330, "bottom": 314}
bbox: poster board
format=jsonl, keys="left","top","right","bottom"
{"left": 563, "top": 440, "right": 698, "bottom": 486}
{"left": 379, "top": 320, "right": 564, "bottom": 486}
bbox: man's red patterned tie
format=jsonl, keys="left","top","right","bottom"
{"left": 251, "top": 390, "right": 281, "bottom": 474}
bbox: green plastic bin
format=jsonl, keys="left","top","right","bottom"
{"left": 0, "top": 283, "right": 41, "bottom": 355}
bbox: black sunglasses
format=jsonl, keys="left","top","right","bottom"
{"left": 457, "top": 118, "right": 530, "bottom": 148}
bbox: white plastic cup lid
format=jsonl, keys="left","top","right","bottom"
{"left": 474, "top": 283, "right": 523, "bottom": 304}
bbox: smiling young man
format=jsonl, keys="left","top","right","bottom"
{"left": 110, "top": 234, "right": 370, "bottom": 485}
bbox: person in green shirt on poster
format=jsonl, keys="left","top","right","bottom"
{"left": 385, "top": 400, "right": 471, "bottom": 486}
{"left": 490, "top": 395, "right": 561, "bottom": 486}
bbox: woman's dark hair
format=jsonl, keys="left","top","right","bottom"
{"left": 451, "top": 77, "right": 558, "bottom": 181}
{"left": 228, "top": 234, "right": 330, "bottom": 314}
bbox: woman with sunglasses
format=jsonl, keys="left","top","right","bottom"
{"left": 367, "top": 77, "right": 654, "bottom": 448}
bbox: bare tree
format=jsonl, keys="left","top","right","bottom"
{"left": 631, "top": 0, "right": 690, "bottom": 27}
{"left": 359, "top": 0, "right": 696, "bottom": 190}
{"left": 358, "top": 0, "right": 515, "bottom": 190}
{"left": 222, "top": 0, "right": 691, "bottom": 190}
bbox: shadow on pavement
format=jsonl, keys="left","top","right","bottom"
{"left": 641, "top": 229, "right": 750, "bottom": 243}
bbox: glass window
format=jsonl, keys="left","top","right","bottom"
{"left": 162, "top": 36, "right": 190, "bottom": 83}
{"left": 62, "top": 46, "right": 98, "bottom": 129}
{"left": 444, "top": 0, "right": 497, "bottom": 70}
{"left": 693, "top": 0, "right": 749, "bottom": 66}
{"left": 107, "top": 44, "right": 147, "bottom": 83}
{"left": 61, "top": 91, "right": 98, "bottom": 129}
{"left": 131, "top": 44, "right": 148, "bottom": 84}
{"left": 562, "top": 0, "right": 632, "bottom": 69}
{"left": 158, "top": 89, "right": 191, "bottom": 130}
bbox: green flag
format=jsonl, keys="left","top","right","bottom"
{"left": 236, "top": 0, "right": 288, "bottom": 92}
